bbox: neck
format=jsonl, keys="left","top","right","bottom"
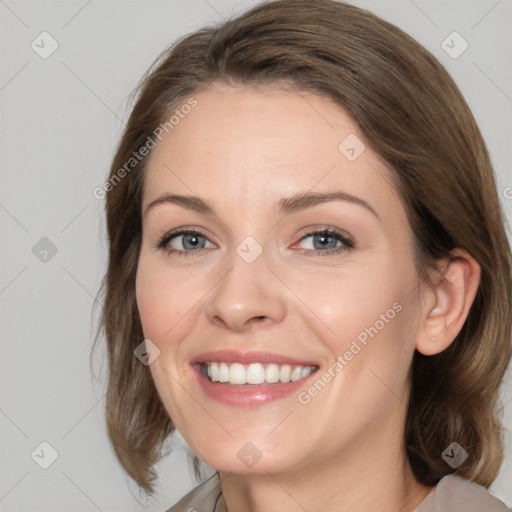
{"left": 217, "top": 411, "right": 434, "bottom": 512}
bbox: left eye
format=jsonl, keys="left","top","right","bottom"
{"left": 293, "top": 229, "right": 354, "bottom": 256}
{"left": 297, "top": 231, "right": 345, "bottom": 251}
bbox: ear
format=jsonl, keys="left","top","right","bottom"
{"left": 416, "top": 248, "right": 481, "bottom": 356}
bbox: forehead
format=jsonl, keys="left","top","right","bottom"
{"left": 142, "top": 83, "right": 402, "bottom": 223}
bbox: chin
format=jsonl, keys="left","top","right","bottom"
{"left": 188, "top": 437, "right": 296, "bottom": 474}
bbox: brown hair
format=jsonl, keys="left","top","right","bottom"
{"left": 91, "top": 0, "right": 512, "bottom": 496}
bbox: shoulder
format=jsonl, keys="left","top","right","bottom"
{"left": 415, "top": 474, "right": 511, "bottom": 512}
{"left": 164, "top": 473, "right": 222, "bottom": 512}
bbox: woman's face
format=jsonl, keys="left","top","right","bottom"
{"left": 136, "top": 83, "right": 426, "bottom": 474}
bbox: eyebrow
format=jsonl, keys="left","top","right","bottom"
{"left": 143, "top": 191, "right": 380, "bottom": 221}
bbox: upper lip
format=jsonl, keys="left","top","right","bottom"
{"left": 190, "top": 350, "right": 319, "bottom": 366}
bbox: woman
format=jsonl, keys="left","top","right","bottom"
{"left": 92, "top": 1, "right": 512, "bottom": 510}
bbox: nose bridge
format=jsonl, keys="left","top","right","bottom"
{"left": 204, "top": 234, "right": 286, "bottom": 331}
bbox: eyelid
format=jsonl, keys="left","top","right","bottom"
{"left": 153, "top": 226, "right": 214, "bottom": 250}
{"left": 294, "top": 225, "right": 354, "bottom": 245}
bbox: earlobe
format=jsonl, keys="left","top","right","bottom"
{"left": 415, "top": 249, "right": 481, "bottom": 357}
{"left": 417, "top": 303, "right": 449, "bottom": 356}
{"left": 419, "top": 315, "right": 447, "bottom": 355}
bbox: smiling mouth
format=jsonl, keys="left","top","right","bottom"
{"left": 200, "top": 362, "right": 319, "bottom": 386}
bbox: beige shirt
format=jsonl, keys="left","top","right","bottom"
{"left": 165, "top": 472, "right": 511, "bottom": 512}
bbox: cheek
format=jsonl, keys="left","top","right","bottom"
{"left": 135, "top": 257, "right": 192, "bottom": 342}
{"left": 288, "top": 258, "right": 406, "bottom": 341}
{"left": 135, "top": 259, "right": 197, "bottom": 430}
{"left": 294, "top": 253, "right": 417, "bottom": 386}
{"left": 135, "top": 269, "right": 169, "bottom": 340}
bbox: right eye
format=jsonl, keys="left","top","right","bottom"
{"left": 155, "top": 229, "right": 215, "bottom": 257}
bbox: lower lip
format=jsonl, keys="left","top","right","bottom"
{"left": 192, "top": 364, "right": 318, "bottom": 408}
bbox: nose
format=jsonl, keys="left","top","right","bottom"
{"left": 204, "top": 247, "right": 287, "bottom": 332}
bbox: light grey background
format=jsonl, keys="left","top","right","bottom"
{"left": 1, "top": 0, "right": 511, "bottom": 510}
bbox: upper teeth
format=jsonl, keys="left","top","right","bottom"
{"left": 203, "top": 362, "right": 316, "bottom": 385}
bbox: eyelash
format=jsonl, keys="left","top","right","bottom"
{"left": 153, "top": 226, "right": 355, "bottom": 258}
